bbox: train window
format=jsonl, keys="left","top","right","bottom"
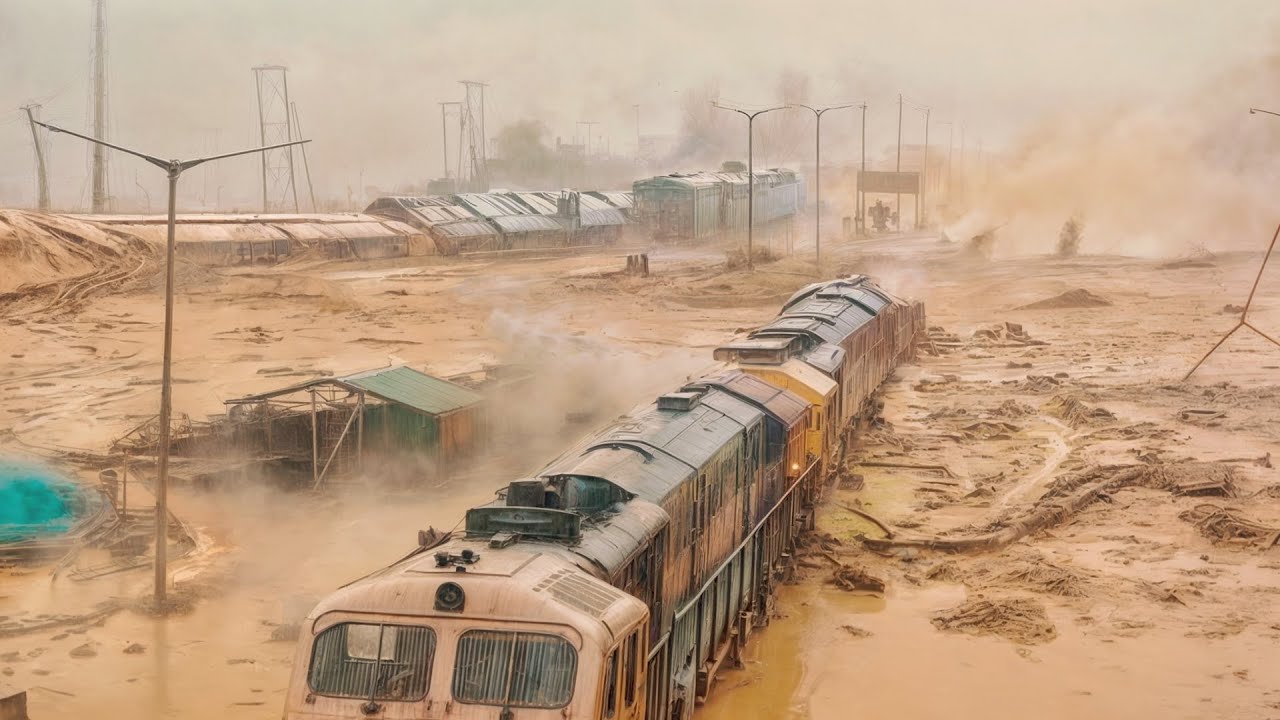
{"left": 604, "top": 647, "right": 620, "bottom": 717}
{"left": 452, "top": 630, "right": 576, "bottom": 709}
{"left": 308, "top": 622, "right": 434, "bottom": 701}
{"left": 624, "top": 630, "right": 639, "bottom": 707}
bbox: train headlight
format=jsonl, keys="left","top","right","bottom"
{"left": 435, "top": 581, "right": 466, "bottom": 612}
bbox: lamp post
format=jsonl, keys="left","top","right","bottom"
{"left": 917, "top": 106, "right": 930, "bottom": 229}
{"left": 713, "top": 102, "right": 786, "bottom": 271}
{"left": 1249, "top": 107, "right": 1280, "bottom": 118}
{"left": 858, "top": 102, "right": 867, "bottom": 237}
{"left": 792, "top": 103, "right": 853, "bottom": 274}
{"left": 35, "top": 120, "right": 308, "bottom": 607}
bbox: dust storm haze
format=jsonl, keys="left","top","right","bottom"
{"left": 5, "top": 0, "right": 1280, "bottom": 241}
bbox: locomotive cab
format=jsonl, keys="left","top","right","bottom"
{"left": 283, "top": 536, "right": 650, "bottom": 720}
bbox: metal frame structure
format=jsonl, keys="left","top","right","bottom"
{"left": 253, "top": 65, "right": 300, "bottom": 212}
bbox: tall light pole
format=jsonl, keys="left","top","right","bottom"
{"left": 793, "top": 103, "right": 853, "bottom": 274}
{"left": 858, "top": 102, "right": 867, "bottom": 237}
{"left": 937, "top": 121, "right": 954, "bottom": 199}
{"left": 633, "top": 104, "right": 641, "bottom": 166}
{"left": 896, "top": 94, "right": 903, "bottom": 229}
{"left": 35, "top": 120, "right": 308, "bottom": 607}
{"left": 714, "top": 102, "right": 787, "bottom": 271}
{"left": 918, "top": 106, "right": 930, "bottom": 229}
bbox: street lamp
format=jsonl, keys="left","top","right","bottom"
{"left": 792, "top": 103, "right": 854, "bottom": 275}
{"left": 36, "top": 120, "right": 308, "bottom": 608}
{"left": 916, "top": 105, "right": 930, "bottom": 228}
{"left": 713, "top": 102, "right": 786, "bottom": 270}
{"left": 1250, "top": 107, "right": 1280, "bottom": 118}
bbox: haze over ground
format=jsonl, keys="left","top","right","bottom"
{"left": 4, "top": 0, "right": 1279, "bottom": 217}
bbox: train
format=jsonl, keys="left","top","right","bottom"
{"left": 632, "top": 167, "right": 805, "bottom": 242}
{"left": 283, "top": 275, "right": 925, "bottom": 720}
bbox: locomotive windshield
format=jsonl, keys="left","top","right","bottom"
{"left": 308, "top": 622, "right": 436, "bottom": 701}
{"left": 452, "top": 630, "right": 577, "bottom": 708}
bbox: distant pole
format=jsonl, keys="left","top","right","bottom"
{"left": 22, "top": 105, "right": 50, "bottom": 211}
{"left": 794, "top": 103, "right": 853, "bottom": 274}
{"left": 90, "top": 0, "right": 109, "bottom": 213}
{"left": 920, "top": 107, "right": 930, "bottom": 229}
{"left": 440, "top": 103, "right": 449, "bottom": 178}
{"left": 859, "top": 102, "right": 867, "bottom": 237}
{"left": 713, "top": 103, "right": 786, "bottom": 271}
{"left": 633, "top": 104, "right": 641, "bottom": 165}
{"left": 291, "top": 102, "right": 317, "bottom": 212}
{"left": 895, "top": 94, "right": 903, "bottom": 229}
{"left": 35, "top": 120, "right": 308, "bottom": 607}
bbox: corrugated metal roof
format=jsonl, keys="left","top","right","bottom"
{"left": 802, "top": 343, "right": 846, "bottom": 375}
{"left": 340, "top": 366, "right": 481, "bottom": 415}
{"left": 490, "top": 214, "right": 563, "bottom": 234}
{"left": 540, "top": 443, "right": 693, "bottom": 505}
{"left": 588, "top": 191, "right": 633, "bottom": 210}
{"left": 432, "top": 219, "right": 499, "bottom": 239}
{"left": 580, "top": 208, "right": 627, "bottom": 227}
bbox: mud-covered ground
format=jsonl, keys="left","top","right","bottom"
{"left": 2, "top": 228, "right": 1279, "bottom": 719}
{"left": 704, "top": 238, "right": 1280, "bottom": 720}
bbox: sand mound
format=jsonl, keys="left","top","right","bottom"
{"left": 0, "top": 210, "right": 153, "bottom": 295}
{"left": 1017, "top": 288, "right": 1111, "bottom": 310}
{"left": 931, "top": 596, "right": 1057, "bottom": 644}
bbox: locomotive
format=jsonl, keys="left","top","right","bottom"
{"left": 283, "top": 276, "right": 924, "bottom": 720}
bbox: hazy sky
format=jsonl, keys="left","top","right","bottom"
{"left": 3, "top": 0, "right": 1277, "bottom": 210}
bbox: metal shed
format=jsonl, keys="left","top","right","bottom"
{"left": 223, "top": 365, "right": 484, "bottom": 487}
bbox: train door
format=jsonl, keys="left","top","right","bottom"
{"left": 602, "top": 623, "right": 648, "bottom": 720}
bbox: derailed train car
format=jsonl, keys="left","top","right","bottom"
{"left": 631, "top": 168, "right": 804, "bottom": 243}
{"left": 283, "top": 276, "right": 923, "bottom": 720}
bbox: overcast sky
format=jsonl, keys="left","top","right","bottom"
{"left": 2, "top": 0, "right": 1277, "bottom": 210}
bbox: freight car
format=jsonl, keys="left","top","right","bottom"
{"left": 283, "top": 276, "right": 922, "bottom": 720}
{"left": 632, "top": 168, "right": 804, "bottom": 242}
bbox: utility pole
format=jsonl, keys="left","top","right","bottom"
{"left": 291, "top": 102, "right": 317, "bottom": 211}
{"left": 859, "top": 102, "right": 867, "bottom": 237}
{"left": 36, "top": 120, "right": 308, "bottom": 608}
{"left": 633, "top": 104, "right": 641, "bottom": 166}
{"left": 22, "top": 105, "right": 51, "bottom": 211}
{"left": 576, "top": 121, "right": 599, "bottom": 157}
{"left": 793, "top": 103, "right": 854, "bottom": 274}
{"left": 895, "top": 94, "right": 903, "bottom": 230}
{"left": 919, "top": 107, "right": 930, "bottom": 229}
{"left": 713, "top": 102, "right": 787, "bottom": 271}
{"left": 439, "top": 102, "right": 460, "bottom": 179}
{"left": 90, "top": 0, "right": 109, "bottom": 213}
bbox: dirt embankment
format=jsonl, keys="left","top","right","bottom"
{"left": 0, "top": 210, "right": 157, "bottom": 314}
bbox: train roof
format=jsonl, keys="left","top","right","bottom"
{"left": 540, "top": 386, "right": 763, "bottom": 504}
{"left": 308, "top": 535, "right": 647, "bottom": 647}
{"left": 684, "top": 369, "right": 809, "bottom": 429}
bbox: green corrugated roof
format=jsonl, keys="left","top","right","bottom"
{"left": 339, "top": 366, "right": 481, "bottom": 416}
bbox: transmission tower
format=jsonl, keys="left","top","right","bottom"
{"left": 89, "top": 0, "right": 110, "bottom": 212}
{"left": 253, "top": 65, "right": 299, "bottom": 212}
{"left": 22, "top": 105, "right": 52, "bottom": 211}
{"left": 459, "top": 80, "right": 488, "bottom": 191}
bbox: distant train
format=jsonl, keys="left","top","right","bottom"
{"left": 632, "top": 167, "right": 805, "bottom": 242}
{"left": 283, "top": 276, "right": 924, "bottom": 720}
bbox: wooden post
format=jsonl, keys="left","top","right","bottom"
{"left": 310, "top": 389, "right": 318, "bottom": 487}
{"left": 356, "top": 392, "right": 364, "bottom": 473}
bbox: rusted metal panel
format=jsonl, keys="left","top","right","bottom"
{"left": 569, "top": 500, "right": 669, "bottom": 576}
{"left": 686, "top": 370, "right": 809, "bottom": 429}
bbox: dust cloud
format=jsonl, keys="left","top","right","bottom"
{"left": 945, "top": 41, "right": 1280, "bottom": 258}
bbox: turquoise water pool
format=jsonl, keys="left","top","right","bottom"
{"left": 0, "top": 460, "right": 80, "bottom": 543}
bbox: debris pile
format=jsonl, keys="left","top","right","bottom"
{"left": 1042, "top": 394, "right": 1117, "bottom": 428}
{"left": 827, "top": 564, "right": 886, "bottom": 594}
{"left": 1179, "top": 504, "right": 1279, "bottom": 549}
{"left": 1016, "top": 288, "right": 1112, "bottom": 310}
{"left": 971, "top": 321, "right": 1047, "bottom": 347}
{"left": 1144, "top": 462, "right": 1236, "bottom": 497}
{"left": 931, "top": 596, "right": 1057, "bottom": 644}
